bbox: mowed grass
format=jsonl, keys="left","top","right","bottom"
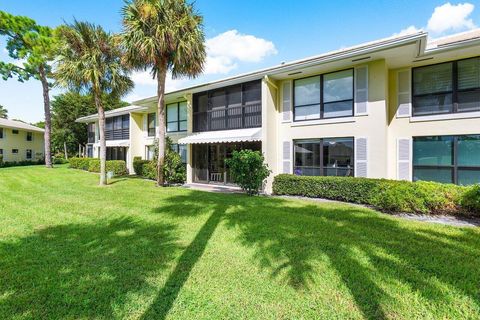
{"left": 0, "top": 166, "right": 479, "bottom": 320}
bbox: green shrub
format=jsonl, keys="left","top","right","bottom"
{"left": 68, "top": 157, "right": 91, "bottom": 170}
{"left": 163, "top": 138, "right": 186, "bottom": 185}
{"left": 133, "top": 138, "right": 186, "bottom": 184}
{"left": 87, "top": 159, "right": 127, "bottom": 176}
{"left": 133, "top": 159, "right": 150, "bottom": 176}
{"left": 225, "top": 149, "right": 270, "bottom": 195}
{"left": 273, "top": 174, "right": 469, "bottom": 215}
{"left": 461, "top": 185, "right": 480, "bottom": 214}
{"left": 0, "top": 159, "right": 44, "bottom": 168}
{"left": 142, "top": 161, "right": 157, "bottom": 180}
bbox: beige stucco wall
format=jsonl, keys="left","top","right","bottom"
{"left": 269, "top": 59, "right": 389, "bottom": 190}
{"left": 387, "top": 66, "right": 480, "bottom": 180}
{"left": 0, "top": 127, "right": 44, "bottom": 162}
{"left": 261, "top": 77, "right": 279, "bottom": 193}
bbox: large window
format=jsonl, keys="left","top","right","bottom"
{"left": 413, "top": 57, "right": 480, "bottom": 116}
{"left": 294, "top": 69, "right": 353, "bottom": 121}
{"left": 26, "top": 132, "right": 32, "bottom": 141}
{"left": 167, "top": 102, "right": 187, "bottom": 132}
{"left": 26, "top": 149, "right": 32, "bottom": 160}
{"left": 193, "top": 80, "right": 262, "bottom": 132}
{"left": 294, "top": 137, "right": 354, "bottom": 176}
{"left": 147, "top": 113, "right": 156, "bottom": 136}
{"left": 105, "top": 115, "right": 129, "bottom": 140}
{"left": 413, "top": 135, "right": 480, "bottom": 185}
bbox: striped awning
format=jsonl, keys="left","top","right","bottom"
{"left": 178, "top": 128, "right": 262, "bottom": 144}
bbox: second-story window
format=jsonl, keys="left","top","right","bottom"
{"left": 12, "top": 129, "right": 19, "bottom": 134}
{"left": 105, "top": 115, "right": 129, "bottom": 140}
{"left": 147, "top": 113, "right": 156, "bottom": 136}
{"left": 413, "top": 57, "right": 480, "bottom": 116}
{"left": 294, "top": 69, "right": 354, "bottom": 121}
{"left": 87, "top": 123, "right": 96, "bottom": 143}
{"left": 167, "top": 102, "right": 187, "bottom": 132}
{"left": 0, "top": 128, "right": 3, "bottom": 139}
{"left": 26, "top": 132, "right": 33, "bottom": 141}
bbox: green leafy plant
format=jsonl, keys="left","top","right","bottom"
{"left": 461, "top": 184, "right": 480, "bottom": 214}
{"left": 273, "top": 174, "right": 469, "bottom": 215}
{"left": 225, "top": 150, "right": 270, "bottom": 196}
{"left": 88, "top": 160, "right": 127, "bottom": 176}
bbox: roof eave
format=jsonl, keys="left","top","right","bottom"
{"left": 133, "top": 31, "right": 427, "bottom": 105}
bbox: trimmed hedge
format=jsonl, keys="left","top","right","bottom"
{"left": 133, "top": 158, "right": 156, "bottom": 180}
{"left": 461, "top": 185, "right": 480, "bottom": 214}
{"left": 68, "top": 157, "right": 127, "bottom": 176}
{"left": 272, "top": 174, "right": 474, "bottom": 215}
{"left": 0, "top": 158, "right": 45, "bottom": 168}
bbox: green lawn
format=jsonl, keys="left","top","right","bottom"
{"left": 0, "top": 166, "right": 479, "bottom": 320}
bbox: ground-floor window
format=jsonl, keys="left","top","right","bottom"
{"left": 106, "top": 147, "right": 127, "bottom": 161}
{"left": 413, "top": 134, "right": 480, "bottom": 185}
{"left": 146, "top": 145, "right": 155, "bottom": 160}
{"left": 294, "top": 137, "right": 354, "bottom": 177}
{"left": 171, "top": 144, "right": 187, "bottom": 164}
{"left": 12, "top": 149, "right": 18, "bottom": 154}
{"left": 87, "top": 145, "right": 93, "bottom": 158}
{"left": 26, "top": 149, "right": 32, "bottom": 160}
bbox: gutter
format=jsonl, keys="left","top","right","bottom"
{"left": 133, "top": 32, "right": 427, "bottom": 105}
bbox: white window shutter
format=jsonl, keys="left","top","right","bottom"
{"left": 282, "top": 140, "right": 291, "bottom": 174}
{"left": 355, "top": 137, "right": 368, "bottom": 177}
{"left": 143, "top": 114, "right": 147, "bottom": 138}
{"left": 354, "top": 66, "right": 368, "bottom": 115}
{"left": 282, "top": 81, "right": 292, "bottom": 122}
{"left": 396, "top": 69, "right": 411, "bottom": 117}
{"left": 397, "top": 138, "right": 412, "bottom": 180}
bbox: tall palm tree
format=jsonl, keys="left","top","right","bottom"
{"left": 122, "top": 0, "right": 206, "bottom": 186}
{"left": 55, "top": 21, "right": 133, "bottom": 185}
{"left": 0, "top": 105, "right": 7, "bottom": 119}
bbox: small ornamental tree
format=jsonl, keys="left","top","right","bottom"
{"left": 225, "top": 150, "right": 271, "bottom": 196}
{"left": 163, "top": 137, "right": 186, "bottom": 185}
{"left": 147, "top": 137, "right": 186, "bottom": 185}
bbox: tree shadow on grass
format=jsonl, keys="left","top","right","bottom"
{"left": 0, "top": 217, "right": 180, "bottom": 319}
{"left": 145, "top": 191, "right": 480, "bottom": 319}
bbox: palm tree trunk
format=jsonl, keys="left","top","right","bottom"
{"left": 94, "top": 87, "right": 107, "bottom": 186}
{"left": 156, "top": 65, "right": 167, "bottom": 187}
{"left": 39, "top": 65, "right": 52, "bottom": 168}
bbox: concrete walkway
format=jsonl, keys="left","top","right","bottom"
{"left": 277, "top": 195, "right": 480, "bottom": 228}
{"left": 183, "top": 183, "right": 243, "bottom": 194}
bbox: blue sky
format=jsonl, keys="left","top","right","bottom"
{"left": 1, "top": 0, "right": 479, "bottom": 123}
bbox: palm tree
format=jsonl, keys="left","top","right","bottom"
{"left": 0, "top": 105, "right": 7, "bottom": 119}
{"left": 55, "top": 21, "right": 133, "bottom": 185}
{"left": 122, "top": 0, "right": 206, "bottom": 186}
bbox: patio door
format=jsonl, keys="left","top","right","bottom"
{"left": 208, "top": 144, "right": 226, "bottom": 184}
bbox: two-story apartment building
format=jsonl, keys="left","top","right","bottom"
{"left": 77, "top": 29, "right": 480, "bottom": 193}
{"left": 0, "top": 118, "right": 45, "bottom": 162}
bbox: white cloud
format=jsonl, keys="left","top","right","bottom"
{"left": 427, "top": 2, "right": 476, "bottom": 34}
{"left": 131, "top": 70, "right": 157, "bottom": 86}
{"left": 204, "top": 30, "right": 277, "bottom": 74}
{"left": 395, "top": 2, "right": 477, "bottom": 36}
{"left": 394, "top": 25, "right": 423, "bottom": 36}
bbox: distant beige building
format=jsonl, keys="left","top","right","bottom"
{"left": 77, "top": 29, "right": 480, "bottom": 193}
{"left": 0, "top": 118, "right": 45, "bottom": 162}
